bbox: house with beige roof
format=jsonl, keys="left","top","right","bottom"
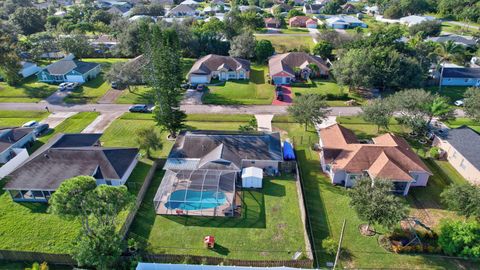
{"left": 187, "top": 54, "right": 250, "bottom": 84}
{"left": 319, "top": 124, "right": 431, "bottom": 195}
{"left": 268, "top": 52, "right": 329, "bottom": 85}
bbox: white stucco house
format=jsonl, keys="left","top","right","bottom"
{"left": 187, "top": 54, "right": 251, "bottom": 84}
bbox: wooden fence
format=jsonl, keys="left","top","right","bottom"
{"left": 141, "top": 253, "right": 313, "bottom": 268}
{"left": 294, "top": 163, "right": 315, "bottom": 261}
{"left": 0, "top": 250, "right": 75, "bottom": 265}
{"left": 120, "top": 159, "right": 161, "bottom": 238}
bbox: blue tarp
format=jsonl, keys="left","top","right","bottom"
{"left": 283, "top": 141, "right": 296, "bottom": 160}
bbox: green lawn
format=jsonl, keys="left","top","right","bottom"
{"left": 0, "top": 76, "right": 57, "bottom": 103}
{"left": 129, "top": 171, "right": 307, "bottom": 260}
{"left": 203, "top": 65, "right": 274, "bottom": 105}
{"left": 255, "top": 35, "right": 314, "bottom": 53}
{"left": 441, "top": 22, "right": 479, "bottom": 35}
{"left": 275, "top": 121, "right": 476, "bottom": 269}
{"left": 0, "top": 110, "right": 49, "bottom": 127}
{"left": 425, "top": 85, "right": 469, "bottom": 103}
{"left": 114, "top": 58, "right": 196, "bottom": 104}
{"left": 280, "top": 27, "right": 310, "bottom": 34}
{"left": 444, "top": 118, "right": 480, "bottom": 132}
{"left": 291, "top": 80, "right": 364, "bottom": 106}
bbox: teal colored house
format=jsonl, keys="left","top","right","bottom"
{"left": 37, "top": 58, "right": 101, "bottom": 83}
{"left": 441, "top": 67, "right": 480, "bottom": 87}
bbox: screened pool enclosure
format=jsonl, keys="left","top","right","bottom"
{"left": 154, "top": 170, "right": 237, "bottom": 217}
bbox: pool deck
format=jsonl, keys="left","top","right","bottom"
{"left": 156, "top": 199, "right": 235, "bottom": 217}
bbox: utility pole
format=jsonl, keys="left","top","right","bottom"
{"left": 333, "top": 219, "right": 346, "bottom": 269}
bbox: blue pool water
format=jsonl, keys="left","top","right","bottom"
{"left": 165, "top": 190, "right": 227, "bottom": 210}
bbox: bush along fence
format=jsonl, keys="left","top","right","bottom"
{"left": 120, "top": 159, "right": 161, "bottom": 238}
{"left": 141, "top": 253, "right": 313, "bottom": 268}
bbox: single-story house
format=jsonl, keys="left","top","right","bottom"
{"left": 107, "top": 5, "right": 132, "bottom": 17}
{"left": 154, "top": 130, "right": 283, "bottom": 216}
{"left": 203, "top": 4, "right": 230, "bottom": 14}
{"left": 268, "top": 52, "right": 329, "bottom": 85}
{"left": 270, "top": 3, "right": 292, "bottom": 14}
{"left": 179, "top": 0, "right": 200, "bottom": 6}
{"left": 19, "top": 62, "right": 41, "bottom": 78}
{"left": 264, "top": 17, "right": 281, "bottom": 28}
{"left": 303, "top": 4, "right": 323, "bottom": 14}
{"left": 288, "top": 16, "right": 318, "bottom": 28}
{"left": 4, "top": 133, "right": 139, "bottom": 202}
{"left": 341, "top": 3, "right": 358, "bottom": 14}
{"left": 151, "top": 0, "right": 174, "bottom": 6}
{"left": 239, "top": 5, "right": 261, "bottom": 12}
{"left": 37, "top": 57, "right": 101, "bottom": 83}
{"left": 325, "top": 15, "right": 367, "bottom": 29}
{"left": 0, "top": 127, "right": 35, "bottom": 164}
{"left": 364, "top": 5, "right": 379, "bottom": 15}
{"left": 399, "top": 15, "right": 436, "bottom": 26}
{"left": 167, "top": 4, "right": 197, "bottom": 16}
{"left": 187, "top": 54, "right": 250, "bottom": 84}
{"left": 319, "top": 124, "right": 432, "bottom": 195}
{"left": 90, "top": 35, "right": 119, "bottom": 50}
{"left": 433, "top": 126, "right": 480, "bottom": 185}
{"left": 426, "top": 34, "right": 478, "bottom": 47}
{"left": 440, "top": 67, "right": 480, "bottom": 87}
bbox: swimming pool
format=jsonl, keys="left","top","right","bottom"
{"left": 165, "top": 190, "right": 227, "bottom": 210}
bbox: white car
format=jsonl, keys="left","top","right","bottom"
{"left": 22, "top": 120, "right": 39, "bottom": 128}
{"left": 58, "top": 82, "right": 68, "bottom": 90}
{"left": 66, "top": 82, "right": 79, "bottom": 90}
{"left": 454, "top": 99, "right": 464, "bottom": 106}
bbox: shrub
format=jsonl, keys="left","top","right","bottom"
{"left": 438, "top": 220, "right": 480, "bottom": 258}
{"left": 322, "top": 237, "right": 338, "bottom": 255}
{"left": 429, "top": 147, "right": 441, "bottom": 159}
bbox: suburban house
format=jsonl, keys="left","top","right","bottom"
{"left": 426, "top": 34, "right": 478, "bottom": 47}
{"left": 440, "top": 67, "right": 480, "bottom": 87}
{"left": 179, "top": 0, "right": 200, "bottom": 6}
{"left": 319, "top": 124, "right": 432, "bottom": 195}
{"left": 270, "top": 3, "right": 292, "bottom": 14}
{"left": 433, "top": 126, "right": 480, "bottom": 185}
{"left": 268, "top": 52, "right": 329, "bottom": 85}
{"left": 4, "top": 133, "right": 139, "bottom": 202}
{"left": 151, "top": 0, "right": 174, "bottom": 6}
{"left": 167, "top": 4, "right": 197, "bottom": 16}
{"left": 341, "top": 3, "right": 358, "bottom": 14}
{"left": 153, "top": 130, "right": 283, "bottom": 216}
{"left": 288, "top": 16, "right": 318, "bottom": 28}
{"left": 90, "top": 35, "right": 119, "bottom": 50}
{"left": 303, "top": 4, "right": 323, "bottom": 14}
{"left": 37, "top": 55, "right": 101, "bottom": 83}
{"left": 0, "top": 127, "right": 35, "bottom": 164}
{"left": 325, "top": 15, "right": 367, "bottom": 29}
{"left": 264, "top": 17, "right": 281, "bottom": 28}
{"left": 399, "top": 15, "right": 436, "bottom": 26}
{"left": 19, "top": 62, "right": 41, "bottom": 78}
{"left": 187, "top": 54, "right": 250, "bottom": 84}
{"left": 107, "top": 5, "right": 132, "bottom": 17}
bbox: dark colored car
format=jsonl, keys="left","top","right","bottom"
{"left": 128, "top": 104, "right": 149, "bottom": 113}
{"left": 34, "top": 123, "right": 50, "bottom": 136}
{"left": 275, "top": 85, "right": 284, "bottom": 101}
{"left": 196, "top": 84, "right": 206, "bottom": 91}
{"left": 111, "top": 81, "right": 120, "bottom": 89}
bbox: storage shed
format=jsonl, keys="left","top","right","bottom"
{"left": 241, "top": 167, "right": 263, "bottom": 188}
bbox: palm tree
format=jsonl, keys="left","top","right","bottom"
{"left": 425, "top": 96, "right": 454, "bottom": 127}
{"left": 434, "top": 40, "right": 465, "bottom": 92}
{"left": 304, "top": 0, "right": 315, "bottom": 13}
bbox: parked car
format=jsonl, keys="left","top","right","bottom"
{"left": 22, "top": 120, "right": 39, "bottom": 128}
{"left": 34, "top": 123, "right": 49, "bottom": 136}
{"left": 454, "top": 99, "right": 464, "bottom": 106}
{"left": 65, "top": 82, "right": 79, "bottom": 90}
{"left": 129, "top": 104, "right": 149, "bottom": 113}
{"left": 181, "top": 83, "right": 190, "bottom": 89}
{"left": 58, "top": 82, "right": 68, "bottom": 91}
{"left": 275, "top": 86, "right": 284, "bottom": 101}
{"left": 148, "top": 105, "right": 156, "bottom": 113}
{"left": 196, "top": 84, "right": 206, "bottom": 91}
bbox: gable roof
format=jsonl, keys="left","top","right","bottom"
{"left": 320, "top": 124, "right": 431, "bottom": 181}
{"left": 4, "top": 133, "right": 138, "bottom": 190}
{"left": 326, "top": 15, "right": 364, "bottom": 25}
{"left": 426, "top": 34, "right": 477, "bottom": 46}
{"left": 0, "top": 127, "right": 34, "bottom": 154}
{"left": 44, "top": 59, "right": 100, "bottom": 75}
{"left": 288, "top": 16, "right": 315, "bottom": 24}
{"left": 440, "top": 126, "right": 480, "bottom": 170}
{"left": 167, "top": 130, "right": 283, "bottom": 170}
{"left": 188, "top": 54, "right": 251, "bottom": 76}
{"left": 168, "top": 4, "right": 196, "bottom": 14}
{"left": 442, "top": 67, "right": 480, "bottom": 79}
{"left": 268, "top": 52, "right": 329, "bottom": 77}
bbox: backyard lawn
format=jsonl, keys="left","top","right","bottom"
{"left": 129, "top": 172, "right": 307, "bottom": 260}
{"left": 203, "top": 65, "right": 274, "bottom": 105}
{"left": 291, "top": 80, "right": 364, "bottom": 106}
{"left": 274, "top": 120, "right": 476, "bottom": 269}
{"left": 0, "top": 110, "right": 49, "bottom": 127}
{"left": 0, "top": 76, "right": 57, "bottom": 103}
{"left": 425, "top": 85, "right": 469, "bottom": 104}
{"left": 255, "top": 35, "right": 314, "bottom": 53}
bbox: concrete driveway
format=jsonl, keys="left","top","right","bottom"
{"left": 40, "top": 112, "right": 77, "bottom": 128}
{"left": 82, "top": 112, "right": 124, "bottom": 133}
{"left": 181, "top": 89, "right": 203, "bottom": 105}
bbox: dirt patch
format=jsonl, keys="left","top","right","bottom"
{"left": 271, "top": 205, "right": 281, "bottom": 213}
{"left": 358, "top": 224, "right": 376, "bottom": 236}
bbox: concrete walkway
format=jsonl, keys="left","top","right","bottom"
{"left": 40, "top": 112, "right": 77, "bottom": 128}
{"left": 315, "top": 116, "right": 337, "bottom": 130}
{"left": 308, "top": 28, "right": 319, "bottom": 44}
{"left": 255, "top": 114, "right": 274, "bottom": 132}
{"left": 82, "top": 111, "right": 123, "bottom": 133}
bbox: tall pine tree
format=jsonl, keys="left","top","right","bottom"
{"left": 143, "top": 25, "right": 186, "bottom": 138}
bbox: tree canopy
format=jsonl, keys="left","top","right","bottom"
{"left": 441, "top": 183, "right": 480, "bottom": 220}
{"left": 439, "top": 220, "right": 480, "bottom": 258}
{"left": 287, "top": 93, "right": 330, "bottom": 130}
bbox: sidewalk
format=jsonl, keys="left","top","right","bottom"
{"left": 40, "top": 112, "right": 77, "bottom": 128}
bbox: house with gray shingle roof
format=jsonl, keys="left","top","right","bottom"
{"left": 434, "top": 126, "right": 480, "bottom": 185}
{"left": 37, "top": 56, "right": 101, "bottom": 83}
{"left": 187, "top": 54, "right": 250, "bottom": 84}
{"left": 440, "top": 67, "right": 480, "bottom": 87}
{"left": 268, "top": 52, "right": 329, "bottom": 85}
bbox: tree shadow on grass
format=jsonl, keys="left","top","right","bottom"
{"left": 212, "top": 243, "right": 230, "bottom": 256}
{"left": 202, "top": 91, "right": 243, "bottom": 105}
{"left": 23, "top": 85, "right": 57, "bottom": 99}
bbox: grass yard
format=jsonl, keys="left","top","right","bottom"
{"left": 255, "top": 35, "right": 314, "bottom": 53}
{"left": 444, "top": 118, "right": 480, "bottom": 132}
{"left": 0, "top": 110, "right": 49, "bottom": 127}
{"left": 291, "top": 80, "right": 365, "bottom": 106}
{"left": 280, "top": 27, "right": 310, "bottom": 34}
{"left": 0, "top": 76, "right": 57, "bottom": 103}
{"left": 441, "top": 22, "right": 479, "bottom": 35}
{"left": 203, "top": 65, "right": 274, "bottom": 105}
{"left": 425, "top": 85, "right": 469, "bottom": 104}
{"left": 274, "top": 121, "right": 476, "bottom": 269}
{"left": 63, "top": 58, "right": 128, "bottom": 104}
{"left": 129, "top": 171, "right": 307, "bottom": 260}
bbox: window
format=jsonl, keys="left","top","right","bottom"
{"left": 460, "top": 159, "right": 467, "bottom": 170}
{"left": 106, "top": 180, "right": 112, "bottom": 186}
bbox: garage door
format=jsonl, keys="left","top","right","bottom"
{"left": 190, "top": 76, "right": 209, "bottom": 84}
{"left": 65, "top": 75, "right": 85, "bottom": 83}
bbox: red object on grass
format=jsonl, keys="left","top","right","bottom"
{"left": 204, "top": 236, "right": 215, "bottom": 248}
